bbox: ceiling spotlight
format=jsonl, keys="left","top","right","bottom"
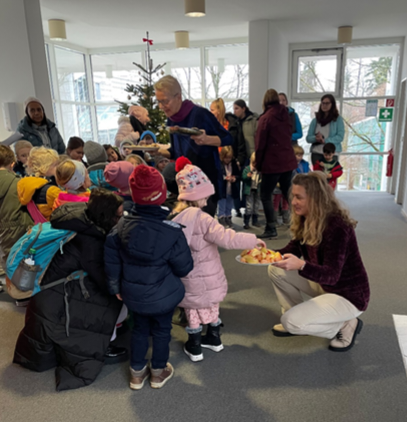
{"left": 337, "top": 26, "right": 353, "bottom": 45}
{"left": 48, "top": 19, "right": 67, "bottom": 41}
{"left": 185, "top": 0, "right": 205, "bottom": 17}
{"left": 175, "top": 31, "right": 190, "bottom": 49}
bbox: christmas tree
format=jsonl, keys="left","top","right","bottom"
{"left": 116, "top": 32, "right": 169, "bottom": 143}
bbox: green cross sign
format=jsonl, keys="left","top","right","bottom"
{"left": 379, "top": 107, "right": 394, "bottom": 122}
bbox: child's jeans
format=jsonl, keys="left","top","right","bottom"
{"left": 218, "top": 195, "right": 234, "bottom": 218}
{"left": 130, "top": 309, "right": 173, "bottom": 370}
{"left": 273, "top": 194, "right": 289, "bottom": 211}
{"left": 245, "top": 190, "right": 261, "bottom": 216}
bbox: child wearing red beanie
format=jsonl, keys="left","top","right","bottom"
{"left": 104, "top": 165, "right": 193, "bottom": 390}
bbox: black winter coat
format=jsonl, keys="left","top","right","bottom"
{"left": 105, "top": 204, "right": 193, "bottom": 315}
{"left": 13, "top": 203, "right": 122, "bottom": 391}
{"left": 225, "top": 113, "right": 246, "bottom": 165}
{"left": 220, "top": 158, "right": 241, "bottom": 200}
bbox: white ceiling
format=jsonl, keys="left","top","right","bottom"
{"left": 40, "top": 0, "right": 407, "bottom": 49}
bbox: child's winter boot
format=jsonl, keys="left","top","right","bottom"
{"left": 201, "top": 322, "right": 224, "bottom": 352}
{"left": 184, "top": 329, "right": 204, "bottom": 362}
{"left": 252, "top": 214, "right": 261, "bottom": 227}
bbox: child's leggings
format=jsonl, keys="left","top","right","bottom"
{"left": 185, "top": 304, "right": 220, "bottom": 329}
{"left": 273, "top": 194, "right": 289, "bottom": 212}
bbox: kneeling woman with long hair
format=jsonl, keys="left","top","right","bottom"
{"left": 269, "top": 172, "right": 370, "bottom": 352}
{"left": 13, "top": 188, "right": 125, "bottom": 391}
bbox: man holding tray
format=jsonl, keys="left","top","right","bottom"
{"left": 154, "top": 75, "right": 233, "bottom": 216}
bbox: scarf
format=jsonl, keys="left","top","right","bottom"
{"left": 318, "top": 114, "right": 335, "bottom": 127}
{"left": 169, "top": 100, "right": 195, "bottom": 123}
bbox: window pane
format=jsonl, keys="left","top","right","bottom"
{"left": 342, "top": 99, "right": 391, "bottom": 153}
{"left": 297, "top": 55, "right": 337, "bottom": 94}
{"left": 205, "top": 44, "right": 248, "bottom": 103}
{"left": 44, "top": 44, "right": 55, "bottom": 100}
{"left": 91, "top": 52, "right": 143, "bottom": 103}
{"left": 338, "top": 154, "right": 386, "bottom": 191}
{"left": 96, "top": 105, "right": 121, "bottom": 145}
{"left": 151, "top": 48, "right": 202, "bottom": 101}
{"left": 55, "top": 47, "right": 89, "bottom": 102}
{"left": 344, "top": 44, "right": 400, "bottom": 98}
{"left": 60, "top": 104, "right": 93, "bottom": 141}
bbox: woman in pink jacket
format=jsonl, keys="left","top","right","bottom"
{"left": 172, "top": 157, "right": 265, "bottom": 362}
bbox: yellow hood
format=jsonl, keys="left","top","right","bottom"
{"left": 17, "top": 177, "right": 49, "bottom": 205}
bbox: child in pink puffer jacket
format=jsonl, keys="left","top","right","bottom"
{"left": 172, "top": 157, "right": 265, "bottom": 362}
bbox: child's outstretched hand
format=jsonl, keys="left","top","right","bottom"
{"left": 116, "top": 294, "right": 123, "bottom": 301}
{"left": 256, "top": 239, "right": 266, "bottom": 248}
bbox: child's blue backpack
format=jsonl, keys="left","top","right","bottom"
{"left": 6, "top": 222, "right": 88, "bottom": 297}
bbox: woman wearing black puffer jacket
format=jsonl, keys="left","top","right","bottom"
{"left": 13, "top": 189, "right": 124, "bottom": 391}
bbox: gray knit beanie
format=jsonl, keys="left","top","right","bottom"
{"left": 84, "top": 141, "right": 108, "bottom": 166}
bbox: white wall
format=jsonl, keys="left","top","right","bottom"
{"left": 249, "top": 20, "right": 290, "bottom": 113}
{"left": 0, "top": 0, "right": 52, "bottom": 142}
{"left": 248, "top": 20, "right": 269, "bottom": 114}
{"left": 267, "top": 23, "right": 289, "bottom": 95}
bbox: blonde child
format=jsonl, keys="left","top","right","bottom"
{"left": 218, "top": 146, "right": 240, "bottom": 228}
{"left": 242, "top": 152, "right": 262, "bottom": 229}
{"left": 126, "top": 154, "right": 147, "bottom": 167}
{"left": 293, "top": 145, "right": 310, "bottom": 174}
{"left": 13, "top": 140, "right": 32, "bottom": 177}
{"left": 172, "top": 157, "right": 265, "bottom": 362}
{"left": 53, "top": 159, "right": 91, "bottom": 210}
{"left": 17, "top": 146, "right": 61, "bottom": 220}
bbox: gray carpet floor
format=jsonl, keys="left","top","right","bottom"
{"left": 1, "top": 192, "right": 407, "bottom": 422}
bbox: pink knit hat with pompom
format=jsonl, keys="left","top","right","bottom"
{"left": 175, "top": 157, "right": 215, "bottom": 201}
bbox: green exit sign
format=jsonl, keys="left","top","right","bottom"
{"left": 378, "top": 107, "right": 394, "bottom": 122}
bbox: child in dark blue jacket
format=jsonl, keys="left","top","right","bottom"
{"left": 104, "top": 165, "right": 193, "bottom": 390}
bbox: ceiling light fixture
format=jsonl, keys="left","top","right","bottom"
{"left": 337, "top": 26, "right": 353, "bottom": 45}
{"left": 175, "top": 31, "right": 190, "bottom": 49}
{"left": 185, "top": 0, "right": 205, "bottom": 17}
{"left": 48, "top": 19, "right": 67, "bottom": 41}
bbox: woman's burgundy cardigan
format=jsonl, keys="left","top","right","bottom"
{"left": 278, "top": 214, "right": 370, "bottom": 311}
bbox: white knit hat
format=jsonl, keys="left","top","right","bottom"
{"left": 24, "top": 97, "right": 44, "bottom": 111}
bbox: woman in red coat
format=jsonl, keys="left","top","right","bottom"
{"left": 255, "top": 89, "right": 297, "bottom": 239}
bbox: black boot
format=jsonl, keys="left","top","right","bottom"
{"left": 243, "top": 214, "right": 251, "bottom": 230}
{"left": 201, "top": 324, "right": 224, "bottom": 352}
{"left": 252, "top": 214, "right": 261, "bottom": 227}
{"left": 105, "top": 344, "right": 128, "bottom": 365}
{"left": 226, "top": 216, "right": 233, "bottom": 228}
{"left": 184, "top": 331, "right": 203, "bottom": 362}
{"left": 258, "top": 226, "right": 278, "bottom": 239}
{"left": 218, "top": 217, "right": 227, "bottom": 227}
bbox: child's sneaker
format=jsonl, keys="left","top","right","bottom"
{"left": 184, "top": 332, "right": 204, "bottom": 362}
{"left": 150, "top": 363, "right": 174, "bottom": 389}
{"left": 130, "top": 365, "right": 150, "bottom": 390}
{"left": 201, "top": 324, "right": 224, "bottom": 352}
